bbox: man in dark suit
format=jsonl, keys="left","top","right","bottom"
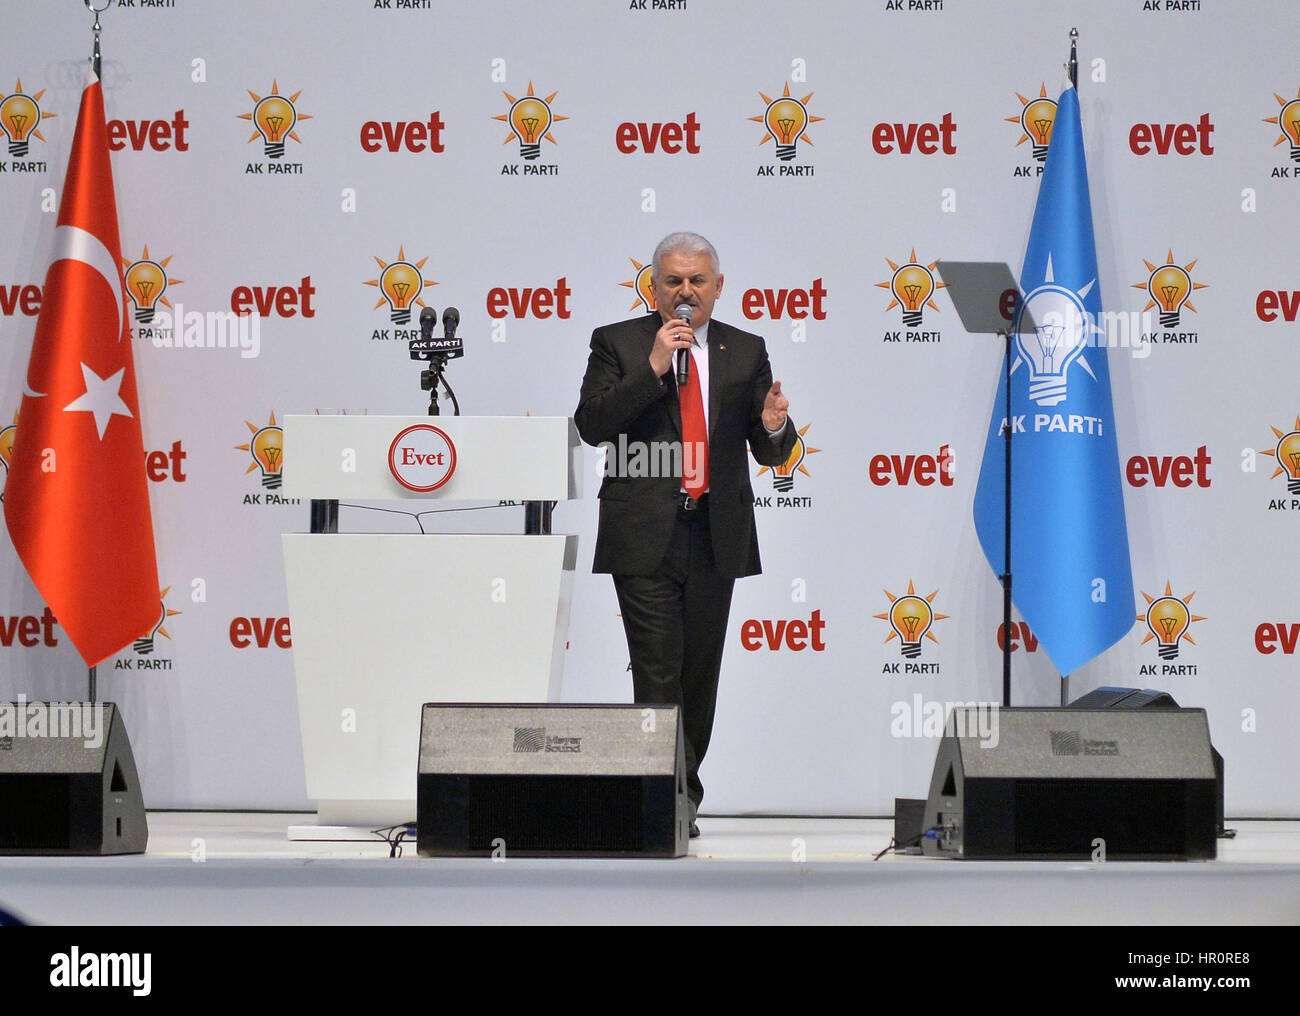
{"left": 575, "top": 232, "right": 795, "bottom": 836}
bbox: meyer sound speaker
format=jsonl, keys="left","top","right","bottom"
{"left": 922, "top": 707, "right": 1217, "bottom": 860}
{"left": 0, "top": 702, "right": 148, "bottom": 856}
{"left": 417, "top": 703, "right": 688, "bottom": 858}
{"left": 1067, "top": 686, "right": 1226, "bottom": 837}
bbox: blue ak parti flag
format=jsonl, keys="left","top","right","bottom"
{"left": 972, "top": 84, "right": 1135, "bottom": 677}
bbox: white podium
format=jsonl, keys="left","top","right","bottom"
{"left": 280, "top": 415, "right": 581, "bottom": 836}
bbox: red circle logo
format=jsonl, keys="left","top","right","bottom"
{"left": 388, "top": 424, "right": 457, "bottom": 493}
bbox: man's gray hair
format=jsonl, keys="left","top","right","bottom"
{"left": 652, "top": 232, "right": 719, "bottom": 278}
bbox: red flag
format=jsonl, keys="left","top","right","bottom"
{"left": 3, "top": 69, "right": 159, "bottom": 666}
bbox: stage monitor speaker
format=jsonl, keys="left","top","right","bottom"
{"left": 1067, "top": 686, "right": 1178, "bottom": 710}
{"left": 417, "top": 703, "right": 687, "bottom": 858}
{"left": 1067, "top": 686, "right": 1225, "bottom": 836}
{"left": 0, "top": 702, "right": 148, "bottom": 855}
{"left": 921, "top": 707, "right": 1217, "bottom": 860}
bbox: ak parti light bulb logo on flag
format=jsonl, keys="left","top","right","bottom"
{"left": 1132, "top": 250, "right": 1207, "bottom": 329}
{"left": 365, "top": 247, "right": 437, "bottom": 325}
{"left": 0, "top": 78, "right": 55, "bottom": 157}
{"left": 133, "top": 585, "right": 182, "bottom": 656}
{"left": 1138, "top": 582, "right": 1204, "bottom": 661}
{"left": 494, "top": 81, "right": 566, "bottom": 161}
{"left": 1012, "top": 254, "right": 1099, "bottom": 407}
{"left": 1264, "top": 86, "right": 1300, "bottom": 162}
{"left": 876, "top": 250, "right": 946, "bottom": 328}
{"left": 1007, "top": 84, "right": 1057, "bottom": 161}
{"left": 1262, "top": 415, "right": 1300, "bottom": 494}
{"left": 238, "top": 80, "right": 311, "bottom": 159}
{"left": 756, "top": 422, "right": 821, "bottom": 492}
{"left": 236, "top": 412, "right": 283, "bottom": 489}
{"left": 619, "top": 257, "right": 656, "bottom": 313}
{"left": 875, "top": 581, "right": 948, "bottom": 660}
{"left": 750, "top": 82, "right": 822, "bottom": 161}
{"left": 123, "top": 246, "right": 182, "bottom": 324}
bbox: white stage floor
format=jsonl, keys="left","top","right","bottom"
{"left": 0, "top": 812, "right": 1296, "bottom": 925}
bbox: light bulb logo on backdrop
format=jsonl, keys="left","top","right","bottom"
{"left": 238, "top": 80, "right": 311, "bottom": 159}
{"left": 0, "top": 78, "right": 55, "bottom": 158}
{"left": 1262, "top": 415, "right": 1300, "bottom": 495}
{"left": 494, "top": 81, "right": 566, "bottom": 160}
{"left": 619, "top": 258, "right": 656, "bottom": 313}
{"left": 750, "top": 82, "right": 822, "bottom": 161}
{"left": 875, "top": 581, "right": 948, "bottom": 660}
{"left": 1264, "top": 86, "right": 1300, "bottom": 162}
{"left": 1137, "top": 582, "right": 1204, "bottom": 661}
{"left": 0, "top": 412, "right": 17, "bottom": 502}
{"left": 1006, "top": 83, "right": 1056, "bottom": 162}
{"left": 755, "top": 423, "right": 821, "bottom": 492}
{"left": 123, "top": 247, "right": 183, "bottom": 325}
{"left": 236, "top": 412, "right": 284, "bottom": 489}
{"left": 876, "top": 250, "right": 946, "bottom": 328}
{"left": 1131, "top": 250, "right": 1208, "bottom": 329}
{"left": 365, "top": 247, "right": 437, "bottom": 325}
{"left": 133, "top": 586, "right": 183, "bottom": 656}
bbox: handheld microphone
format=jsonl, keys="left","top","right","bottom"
{"left": 419, "top": 306, "right": 437, "bottom": 340}
{"left": 675, "top": 303, "right": 693, "bottom": 387}
{"left": 442, "top": 307, "right": 460, "bottom": 340}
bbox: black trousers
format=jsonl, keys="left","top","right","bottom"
{"left": 612, "top": 500, "right": 735, "bottom": 811}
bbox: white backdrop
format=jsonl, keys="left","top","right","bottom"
{"left": 1, "top": 0, "right": 1297, "bottom": 815}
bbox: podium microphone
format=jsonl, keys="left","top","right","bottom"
{"left": 675, "top": 303, "right": 693, "bottom": 387}
{"left": 442, "top": 306, "right": 460, "bottom": 339}
{"left": 420, "top": 306, "right": 437, "bottom": 340}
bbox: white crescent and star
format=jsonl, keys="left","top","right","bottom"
{"left": 22, "top": 224, "right": 126, "bottom": 402}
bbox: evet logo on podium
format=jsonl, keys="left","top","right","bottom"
{"left": 389, "top": 424, "right": 457, "bottom": 492}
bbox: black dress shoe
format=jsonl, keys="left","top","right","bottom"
{"left": 689, "top": 820, "right": 701, "bottom": 839}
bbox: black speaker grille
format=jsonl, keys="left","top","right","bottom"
{"left": 466, "top": 775, "right": 646, "bottom": 853}
{"left": 0, "top": 774, "right": 71, "bottom": 850}
{"left": 1013, "top": 778, "right": 1186, "bottom": 856}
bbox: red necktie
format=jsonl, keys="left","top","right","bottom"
{"left": 680, "top": 348, "right": 709, "bottom": 500}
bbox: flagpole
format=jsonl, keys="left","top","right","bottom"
{"left": 85, "top": 0, "right": 113, "bottom": 704}
{"left": 1068, "top": 27, "right": 1078, "bottom": 91}
{"left": 1059, "top": 27, "right": 1078, "bottom": 709}
{"left": 86, "top": 0, "right": 111, "bottom": 80}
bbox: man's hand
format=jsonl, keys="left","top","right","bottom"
{"left": 649, "top": 317, "right": 696, "bottom": 377}
{"left": 762, "top": 381, "right": 789, "bottom": 432}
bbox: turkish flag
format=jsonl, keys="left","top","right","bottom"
{"left": 3, "top": 69, "right": 159, "bottom": 666}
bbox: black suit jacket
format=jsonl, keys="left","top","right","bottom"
{"left": 575, "top": 313, "right": 796, "bottom": 578}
